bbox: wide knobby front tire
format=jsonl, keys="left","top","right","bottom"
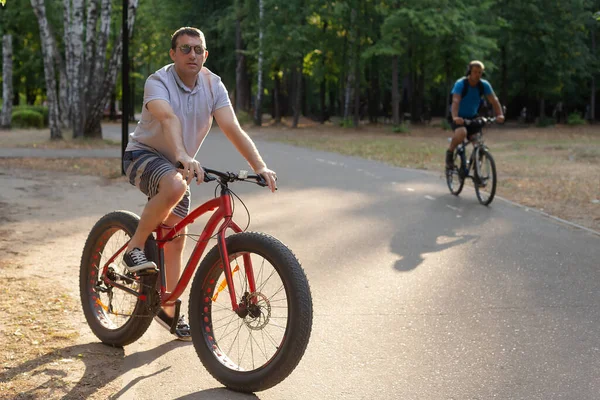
{"left": 446, "top": 149, "right": 465, "bottom": 196}
{"left": 189, "top": 232, "right": 313, "bottom": 393}
{"left": 474, "top": 148, "right": 497, "bottom": 206}
{"left": 79, "top": 210, "right": 159, "bottom": 347}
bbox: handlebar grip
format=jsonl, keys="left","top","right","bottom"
{"left": 249, "top": 174, "right": 269, "bottom": 187}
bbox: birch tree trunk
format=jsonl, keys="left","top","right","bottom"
{"left": 31, "top": 0, "right": 62, "bottom": 139}
{"left": 83, "top": 0, "right": 138, "bottom": 138}
{"left": 1, "top": 35, "right": 13, "bottom": 129}
{"left": 254, "top": 0, "right": 264, "bottom": 126}
{"left": 57, "top": 60, "right": 70, "bottom": 128}
{"left": 86, "top": 0, "right": 111, "bottom": 115}
{"left": 65, "top": 0, "right": 85, "bottom": 137}
{"left": 83, "top": 0, "right": 99, "bottom": 93}
{"left": 63, "top": 0, "right": 73, "bottom": 119}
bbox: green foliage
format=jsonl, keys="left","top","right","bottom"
{"left": 392, "top": 123, "right": 410, "bottom": 134}
{"left": 13, "top": 105, "right": 49, "bottom": 126}
{"left": 11, "top": 109, "right": 44, "bottom": 129}
{"left": 536, "top": 116, "right": 555, "bottom": 128}
{"left": 4, "top": 0, "right": 599, "bottom": 125}
{"left": 235, "top": 110, "right": 253, "bottom": 125}
{"left": 340, "top": 118, "right": 354, "bottom": 128}
{"left": 440, "top": 120, "right": 452, "bottom": 131}
{"left": 567, "top": 112, "right": 587, "bottom": 125}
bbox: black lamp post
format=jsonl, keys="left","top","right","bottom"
{"left": 121, "top": 0, "right": 129, "bottom": 174}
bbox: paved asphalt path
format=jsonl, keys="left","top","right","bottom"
{"left": 6, "top": 124, "right": 600, "bottom": 399}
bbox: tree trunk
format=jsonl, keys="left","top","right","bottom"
{"left": 591, "top": 23, "right": 596, "bottom": 122}
{"left": 367, "top": 60, "right": 379, "bottom": 123}
{"left": 83, "top": 0, "right": 100, "bottom": 93}
{"left": 343, "top": 8, "right": 357, "bottom": 122}
{"left": 84, "top": 0, "right": 138, "bottom": 138}
{"left": 273, "top": 67, "right": 281, "bottom": 124}
{"left": 31, "top": 0, "right": 62, "bottom": 140}
{"left": 254, "top": 0, "right": 264, "bottom": 126}
{"left": 235, "top": 6, "right": 250, "bottom": 113}
{"left": 1, "top": 35, "right": 13, "bottom": 129}
{"left": 353, "top": 51, "right": 360, "bottom": 128}
{"left": 292, "top": 59, "right": 302, "bottom": 128}
{"left": 319, "top": 22, "right": 328, "bottom": 124}
{"left": 57, "top": 57, "right": 70, "bottom": 128}
{"left": 87, "top": 0, "right": 111, "bottom": 109}
{"left": 392, "top": 55, "right": 400, "bottom": 125}
{"left": 539, "top": 97, "right": 545, "bottom": 118}
{"left": 67, "top": 0, "right": 85, "bottom": 138}
{"left": 500, "top": 45, "right": 508, "bottom": 110}
{"left": 319, "top": 79, "right": 326, "bottom": 123}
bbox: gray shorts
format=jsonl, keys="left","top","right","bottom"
{"left": 123, "top": 146, "right": 190, "bottom": 219}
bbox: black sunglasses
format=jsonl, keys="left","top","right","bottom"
{"left": 178, "top": 44, "right": 205, "bottom": 55}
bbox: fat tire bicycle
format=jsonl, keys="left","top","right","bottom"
{"left": 446, "top": 117, "right": 498, "bottom": 206}
{"left": 79, "top": 167, "right": 313, "bottom": 393}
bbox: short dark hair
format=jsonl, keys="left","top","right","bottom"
{"left": 171, "top": 27, "right": 206, "bottom": 50}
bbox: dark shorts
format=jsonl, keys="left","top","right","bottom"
{"left": 123, "top": 147, "right": 190, "bottom": 219}
{"left": 451, "top": 116, "right": 482, "bottom": 138}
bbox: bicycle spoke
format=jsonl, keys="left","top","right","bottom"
{"left": 246, "top": 326, "right": 270, "bottom": 360}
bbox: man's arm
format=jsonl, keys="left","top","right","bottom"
{"left": 486, "top": 93, "right": 505, "bottom": 123}
{"left": 451, "top": 94, "right": 463, "bottom": 125}
{"left": 146, "top": 99, "right": 203, "bottom": 183}
{"left": 214, "top": 105, "right": 277, "bottom": 192}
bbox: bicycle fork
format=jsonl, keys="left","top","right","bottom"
{"left": 217, "top": 204, "right": 259, "bottom": 316}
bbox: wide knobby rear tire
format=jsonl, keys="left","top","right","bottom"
{"left": 474, "top": 148, "right": 497, "bottom": 206}
{"left": 79, "top": 211, "right": 159, "bottom": 347}
{"left": 446, "top": 149, "right": 465, "bottom": 195}
{"left": 189, "top": 232, "right": 313, "bottom": 393}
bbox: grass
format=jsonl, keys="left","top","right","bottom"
{"left": 0, "top": 158, "right": 124, "bottom": 179}
{"left": 0, "top": 259, "right": 81, "bottom": 399}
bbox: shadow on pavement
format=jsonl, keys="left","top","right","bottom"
{"left": 174, "top": 387, "right": 259, "bottom": 399}
{"left": 0, "top": 340, "right": 189, "bottom": 399}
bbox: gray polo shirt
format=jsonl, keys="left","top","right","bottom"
{"left": 126, "top": 64, "right": 231, "bottom": 163}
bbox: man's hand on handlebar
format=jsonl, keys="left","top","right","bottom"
{"left": 255, "top": 167, "right": 277, "bottom": 193}
{"left": 453, "top": 117, "right": 464, "bottom": 126}
{"left": 176, "top": 155, "right": 204, "bottom": 185}
{"left": 497, "top": 115, "right": 505, "bottom": 124}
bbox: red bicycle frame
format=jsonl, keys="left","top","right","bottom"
{"left": 101, "top": 188, "right": 257, "bottom": 313}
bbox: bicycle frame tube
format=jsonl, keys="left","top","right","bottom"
{"left": 155, "top": 192, "right": 256, "bottom": 311}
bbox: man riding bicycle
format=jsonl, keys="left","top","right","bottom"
{"left": 121, "top": 27, "right": 277, "bottom": 340}
{"left": 446, "top": 60, "right": 505, "bottom": 169}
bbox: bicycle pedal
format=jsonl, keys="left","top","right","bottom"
{"left": 136, "top": 268, "right": 159, "bottom": 276}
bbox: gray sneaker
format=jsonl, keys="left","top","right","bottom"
{"left": 123, "top": 248, "right": 157, "bottom": 273}
{"left": 155, "top": 310, "right": 192, "bottom": 341}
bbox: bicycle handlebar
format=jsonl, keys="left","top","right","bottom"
{"left": 463, "top": 116, "right": 498, "bottom": 125}
{"left": 175, "top": 162, "right": 268, "bottom": 187}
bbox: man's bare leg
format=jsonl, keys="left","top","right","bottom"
{"left": 159, "top": 213, "right": 186, "bottom": 318}
{"left": 127, "top": 171, "right": 187, "bottom": 253}
{"left": 449, "top": 127, "right": 467, "bottom": 152}
{"left": 447, "top": 127, "right": 467, "bottom": 168}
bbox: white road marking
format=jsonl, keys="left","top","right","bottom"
{"left": 424, "top": 195, "right": 435, "bottom": 201}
